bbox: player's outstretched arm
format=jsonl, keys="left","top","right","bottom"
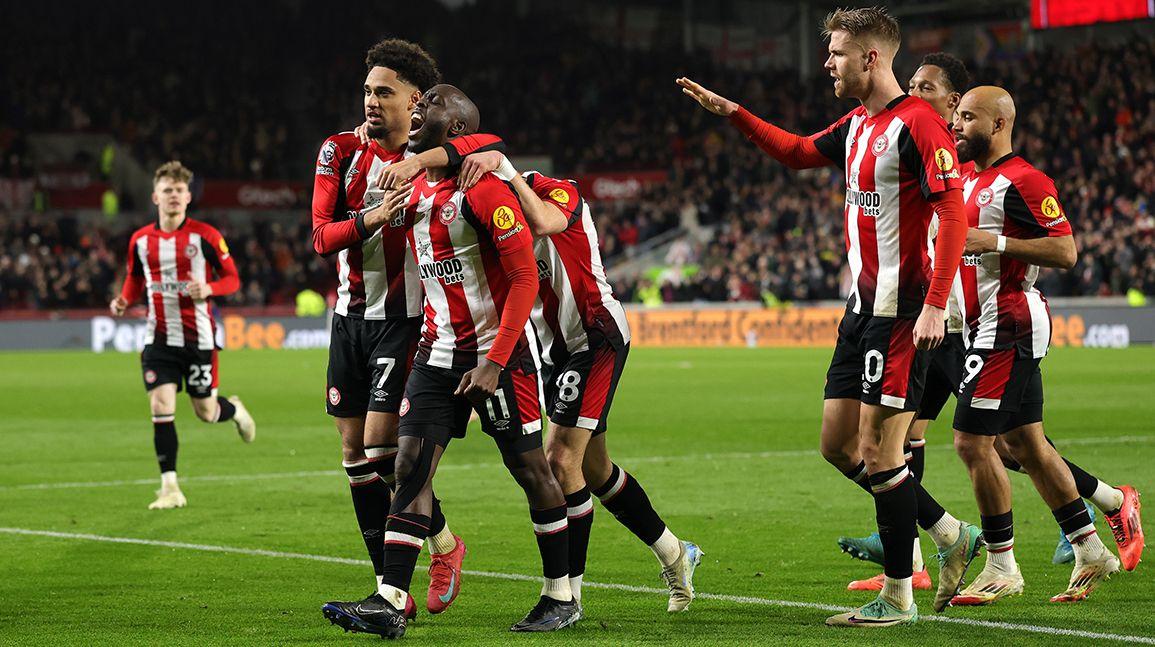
{"left": 678, "top": 78, "right": 830, "bottom": 170}
{"left": 375, "top": 134, "right": 507, "bottom": 191}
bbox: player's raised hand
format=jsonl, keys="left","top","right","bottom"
{"left": 187, "top": 281, "right": 213, "bottom": 300}
{"left": 454, "top": 358, "right": 502, "bottom": 404}
{"left": 677, "top": 77, "right": 739, "bottom": 116}
{"left": 459, "top": 150, "right": 508, "bottom": 190}
{"left": 913, "top": 304, "right": 946, "bottom": 350}
{"left": 354, "top": 121, "right": 370, "bottom": 145}
{"left": 378, "top": 157, "right": 423, "bottom": 190}
{"left": 109, "top": 295, "right": 127, "bottom": 316}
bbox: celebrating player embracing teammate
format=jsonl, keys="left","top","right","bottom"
{"left": 311, "top": 40, "right": 503, "bottom": 618}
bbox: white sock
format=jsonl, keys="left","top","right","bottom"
{"left": 912, "top": 537, "right": 925, "bottom": 572}
{"left": 926, "top": 513, "right": 961, "bottom": 550}
{"left": 160, "top": 471, "right": 179, "bottom": 491}
{"left": 378, "top": 583, "right": 408, "bottom": 609}
{"left": 987, "top": 546, "right": 1017, "bottom": 573}
{"left": 880, "top": 576, "right": 914, "bottom": 610}
{"left": 541, "top": 576, "right": 572, "bottom": 602}
{"left": 426, "top": 525, "right": 457, "bottom": 555}
{"left": 569, "top": 575, "right": 583, "bottom": 602}
{"left": 1069, "top": 529, "right": 1108, "bottom": 565}
{"left": 1090, "top": 482, "right": 1125, "bottom": 515}
{"left": 650, "top": 528, "right": 682, "bottom": 568}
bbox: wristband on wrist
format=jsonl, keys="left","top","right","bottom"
{"left": 494, "top": 154, "right": 518, "bottom": 181}
{"left": 996, "top": 235, "right": 1007, "bottom": 253}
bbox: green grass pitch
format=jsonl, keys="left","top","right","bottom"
{"left": 1, "top": 346, "right": 1153, "bottom": 645}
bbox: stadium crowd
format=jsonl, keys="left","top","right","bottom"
{"left": 2, "top": 3, "right": 1151, "bottom": 308}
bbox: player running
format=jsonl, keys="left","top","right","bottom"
{"left": 109, "top": 161, "right": 255, "bottom": 510}
{"left": 839, "top": 54, "right": 1144, "bottom": 588}
{"left": 312, "top": 39, "right": 503, "bottom": 618}
{"left": 322, "top": 84, "right": 579, "bottom": 638}
{"left": 680, "top": 7, "right": 980, "bottom": 626}
{"left": 948, "top": 86, "right": 1127, "bottom": 605}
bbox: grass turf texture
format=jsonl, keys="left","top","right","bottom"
{"left": 0, "top": 346, "right": 1152, "bottom": 646}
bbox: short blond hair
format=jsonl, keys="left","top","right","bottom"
{"left": 822, "top": 6, "right": 901, "bottom": 50}
{"left": 154, "top": 161, "right": 193, "bottom": 186}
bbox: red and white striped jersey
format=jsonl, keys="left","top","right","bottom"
{"left": 523, "top": 172, "right": 630, "bottom": 365}
{"left": 812, "top": 95, "right": 963, "bottom": 319}
{"left": 404, "top": 172, "right": 536, "bottom": 370}
{"left": 123, "top": 219, "right": 239, "bottom": 350}
{"left": 955, "top": 154, "right": 1073, "bottom": 358}
{"left": 311, "top": 133, "right": 503, "bottom": 319}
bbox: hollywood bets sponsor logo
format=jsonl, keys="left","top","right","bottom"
{"left": 845, "top": 189, "right": 882, "bottom": 217}
{"left": 536, "top": 259, "right": 552, "bottom": 281}
{"left": 420, "top": 257, "right": 465, "bottom": 285}
{"left": 977, "top": 188, "right": 994, "bottom": 207}
{"left": 399, "top": 398, "right": 410, "bottom": 416}
{"left": 962, "top": 254, "right": 983, "bottom": 267}
{"left": 439, "top": 201, "right": 458, "bottom": 225}
{"left": 871, "top": 134, "right": 890, "bottom": 156}
{"left": 328, "top": 387, "right": 341, "bottom": 406}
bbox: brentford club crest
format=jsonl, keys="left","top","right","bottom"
{"left": 439, "top": 202, "right": 458, "bottom": 225}
{"left": 145, "top": 370, "right": 158, "bottom": 384}
{"left": 185, "top": 244, "right": 199, "bottom": 258}
{"left": 871, "top": 134, "right": 890, "bottom": 156}
{"left": 328, "top": 387, "right": 341, "bottom": 406}
{"left": 977, "top": 188, "right": 995, "bottom": 207}
{"left": 399, "top": 398, "right": 411, "bottom": 416}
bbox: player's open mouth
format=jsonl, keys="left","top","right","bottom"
{"left": 409, "top": 111, "right": 425, "bottom": 137}
{"left": 366, "top": 111, "right": 382, "bottom": 124}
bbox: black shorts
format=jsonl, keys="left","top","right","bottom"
{"left": 141, "top": 344, "right": 218, "bottom": 399}
{"left": 916, "top": 332, "right": 966, "bottom": 421}
{"left": 398, "top": 362, "right": 544, "bottom": 455}
{"left": 541, "top": 343, "right": 629, "bottom": 435}
{"left": 326, "top": 314, "right": 420, "bottom": 417}
{"left": 824, "top": 309, "right": 929, "bottom": 412}
{"left": 953, "top": 348, "right": 1044, "bottom": 436}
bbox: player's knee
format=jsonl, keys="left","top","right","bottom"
{"left": 192, "top": 399, "right": 216, "bottom": 422}
{"left": 545, "top": 443, "right": 581, "bottom": 481}
{"left": 953, "top": 431, "right": 989, "bottom": 465}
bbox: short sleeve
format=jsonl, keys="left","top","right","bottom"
{"left": 526, "top": 172, "right": 583, "bottom": 226}
{"left": 466, "top": 176, "right": 533, "bottom": 256}
{"left": 1005, "top": 174, "right": 1072, "bottom": 238}
{"left": 899, "top": 110, "right": 962, "bottom": 198}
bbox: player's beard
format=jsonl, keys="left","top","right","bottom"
{"left": 956, "top": 131, "right": 991, "bottom": 164}
{"left": 365, "top": 123, "right": 387, "bottom": 140}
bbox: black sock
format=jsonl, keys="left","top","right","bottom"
{"left": 430, "top": 495, "right": 446, "bottom": 537}
{"left": 1063, "top": 459, "right": 1101, "bottom": 502}
{"left": 839, "top": 460, "right": 872, "bottom": 494}
{"left": 215, "top": 396, "right": 236, "bottom": 422}
{"left": 981, "top": 510, "right": 1014, "bottom": 555}
{"left": 531, "top": 505, "right": 570, "bottom": 582}
{"left": 381, "top": 512, "right": 430, "bottom": 594}
{"left": 1053, "top": 498, "right": 1096, "bottom": 542}
{"left": 908, "top": 440, "right": 926, "bottom": 482}
{"left": 870, "top": 466, "right": 917, "bottom": 579}
{"left": 913, "top": 479, "right": 948, "bottom": 530}
{"left": 153, "top": 415, "right": 177, "bottom": 473}
{"left": 592, "top": 464, "right": 666, "bottom": 545}
{"left": 345, "top": 459, "right": 389, "bottom": 578}
{"left": 564, "top": 488, "right": 594, "bottom": 585}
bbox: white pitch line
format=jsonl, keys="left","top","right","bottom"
{"left": 1, "top": 526, "right": 1152, "bottom": 644}
{"left": 1, "top": 435, "right": 1151, "bottom": 493}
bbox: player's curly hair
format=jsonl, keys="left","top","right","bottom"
{"left": 365, "top": 38, "right": 442, "bottom": 91}
{"left": 921, "top": 52, "right": 971, "bottom": 94}
{"left": 153, "top": 160, "right": 192, "bottom": 185}
{"left": 822, "top": 6, "right": 901, "bottom": 49}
